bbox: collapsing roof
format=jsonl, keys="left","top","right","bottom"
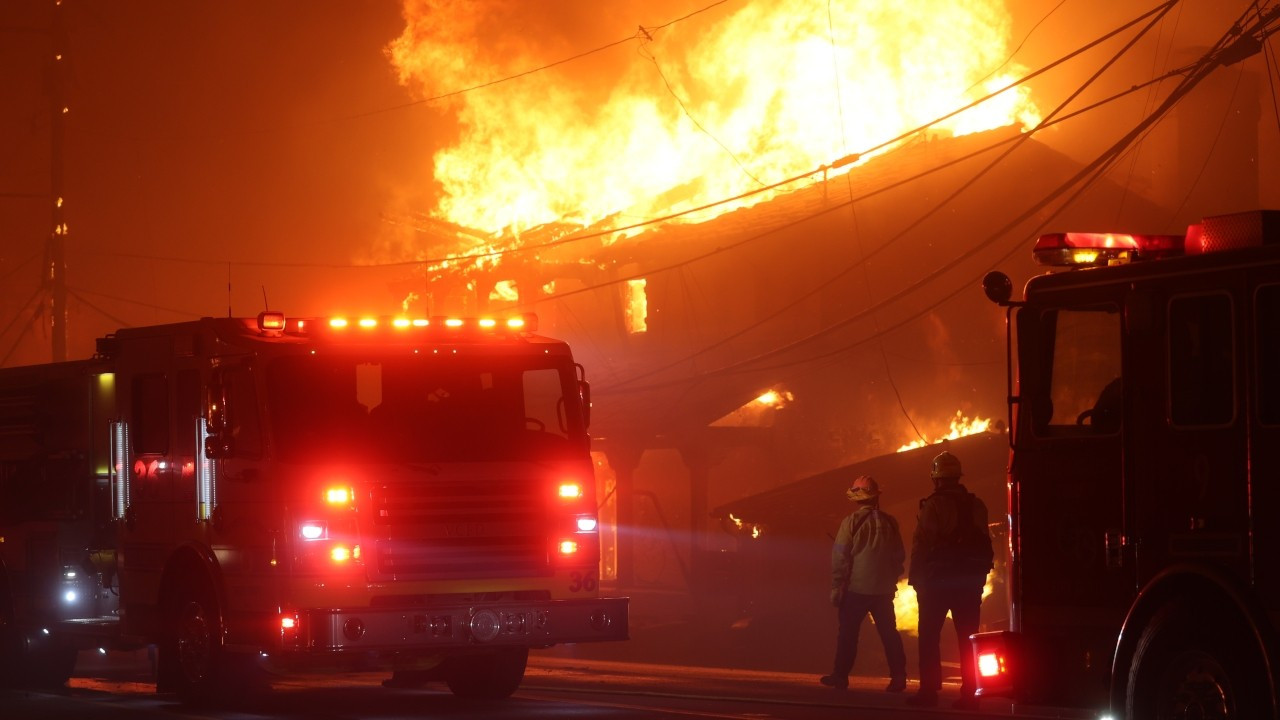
{"left": 712, "top": 431, "right": 1009, "bottom": 537}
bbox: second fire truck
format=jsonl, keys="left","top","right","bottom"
{"left": 0, "top": 311, "right": 627, "bottom": 702}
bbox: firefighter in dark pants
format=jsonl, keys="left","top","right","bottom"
{"left": 820, "top": 475, "right": 908, "bottom": 692}
{"left": 906, "top": 451, "right": 993, "bottom": 710}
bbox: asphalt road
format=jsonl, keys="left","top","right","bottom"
{"left": 0, "top": 650, "right": 1096, "bottom": 720}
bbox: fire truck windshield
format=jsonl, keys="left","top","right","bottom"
{"left": 266, "top": 353, "right": 583, "bottom": 462}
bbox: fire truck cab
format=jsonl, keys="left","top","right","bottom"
{"left": 0, "top": 312, "right": 627, "bottom": 702}
{"left": 974, "top": 210, "right": 1280, "bottom": 719}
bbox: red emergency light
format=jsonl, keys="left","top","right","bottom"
{"left": 1033, "top": 232, "right": 1185, "bottom": 267}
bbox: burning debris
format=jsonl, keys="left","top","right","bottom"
{"left": 897, "top": 411, "right": 997, "bottom": 452}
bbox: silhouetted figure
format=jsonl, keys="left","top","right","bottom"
{"left": 820, "top": 475, "right": 908, "bottom": 692}
{"left": 906, "top": 451, "right": 994, "bottom": 710}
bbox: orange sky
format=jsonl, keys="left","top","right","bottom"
{"left": 1, "top": 0, "right": 1276, "bottom": 365}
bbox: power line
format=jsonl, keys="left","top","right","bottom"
{"left": 0, "top": 286, "right": 45, "bottom": 367}
{"left": 0, "top": 250, "right": 41, "bottom": 284}
{"left": 67, "top": 289, "right": 132, "bottom": 330}
{"left": 67, "top": 286, "right": 206, "bottom": 319}
{"left": 638, "top": 38, "right": 765, "bottom": 187}
{"left": 364, "top": 0, "right": 735, "bottom": 118}
{"left": 1254, "top": 0, "right": 1280, "bottom": 134}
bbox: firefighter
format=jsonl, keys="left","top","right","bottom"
{"left": 820, "top": 475, "right": 908, "bottom": 692}
{"left": 906, "top": 450, "right": 994, "bottom": 710}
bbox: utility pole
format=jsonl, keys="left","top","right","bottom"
{"left": 47, "top": 0, "right": 67, "bottom": 362}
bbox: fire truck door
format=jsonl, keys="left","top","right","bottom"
{"left": 118, "top": 370, "right": 178, "bottom": 607}
{"left": 1130, "top": 288, "right": 1249, "bottom": 588}
{"left": 1249, "top": 281, "right": 1280, "bottom": 601}
{"left": 1015, "top": 305, "right": 1133, "bottom": 635}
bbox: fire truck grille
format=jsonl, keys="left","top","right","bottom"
{"left": 370, "top": 479, "right": 548, "bottom": 580}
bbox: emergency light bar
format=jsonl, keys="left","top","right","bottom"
{"left": 1033, "top": 232, "right": 1184, "bottom": 267}
{"left": 1032, "top": 211, "right": 1280, "bottom": 268}
{"left": 254, "top": 312, "right": 538, "bottom": 336}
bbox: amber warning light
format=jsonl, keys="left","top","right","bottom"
{"left": 1033, "top": 232, "right": 1185, "bottom": 267}
{"left": 258, "top": 311, "right": 286, "bottom": 331}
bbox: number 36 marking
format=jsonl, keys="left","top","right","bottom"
{"left": 568, "top": 570, "right": 598, "bottom": 592}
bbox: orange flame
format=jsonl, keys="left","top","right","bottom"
{"left": 897, "top": 411, "right": 993, "bottom": 452}
{"left": 388, "top": 1, "right": 1039, "bottom": 239}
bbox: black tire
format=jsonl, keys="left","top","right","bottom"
{"left": 161, "top": 572, "right": 225, "bottom": 705}
{"left": 444, "top": 647, "right": 528, "bottom": 699}
{"left": 1125, "top": 599, "right": 1272, "bottom": 720}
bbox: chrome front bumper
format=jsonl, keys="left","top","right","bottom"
{"left": 280, "top": 597, "right": 628, "bottom": 655}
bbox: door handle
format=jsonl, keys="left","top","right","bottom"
{"left": 1104, "top": 528, "right": 1125, "bottom": 569}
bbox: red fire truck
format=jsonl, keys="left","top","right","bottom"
{"left": 0, "top": 311, "right": 627, "bottom": 702}
{"left": 972, "top": 210, "right": 1280, "bottom": 718}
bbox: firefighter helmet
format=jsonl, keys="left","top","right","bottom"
{"left": 846, "top": 475, "right": 880, "bottom": 502}
{"left": 931, "top": 451, "right": 963, "bottom": 480}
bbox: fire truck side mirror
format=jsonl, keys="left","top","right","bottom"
{"left": 575, "top": 363, "right": 591, "bottom": 429}
{"left": 983, "top": 271, "right": 1013, "bottom": 305}
{"left": 579, "top": 380, "right": 592, "bottom": 429}
{"left": 205, "top": 434, "right": 233, "bottom": 459}
{"left": 207, "top": 376, "right": 227, "bottom": 434}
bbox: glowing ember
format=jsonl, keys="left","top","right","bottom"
{"left": 388, "top": 0, "right": 1039, "bottom": 238}
{"left": 727, "top": 513, "right": 763, "bottom": 539}
{"left": 897, "top": 411, "right": 993, "bottom": 452}
{"left": 755, "top": 389, "right": 793, "bottom": 407}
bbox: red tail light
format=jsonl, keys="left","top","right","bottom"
{"left": 971, "top": 631, "right": 1017, "bottom": 697}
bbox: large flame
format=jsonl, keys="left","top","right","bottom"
{"left": 388, "top": 0, "right": 1038, "bottom": 239}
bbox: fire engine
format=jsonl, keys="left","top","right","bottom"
{"left": 973, "top": 210, "right": 1280, "bottom": 718}
{"left": 0, "top": 311, "right": 627, "bottom": 702}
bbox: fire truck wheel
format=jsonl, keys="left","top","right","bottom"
{"left": 1125, "top": 598, "right": 1271, "bottom": 720}
{"left": 162, "top": 573, "right": 225, "bottom": 705}
{"left": 443, "top": 647, "right": 528, "bottom": 699}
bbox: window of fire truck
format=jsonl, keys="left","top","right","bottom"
{"left": 221, "top": 365, "right": 263, "bottom": 458}
{"left": 132, "top": 373, "right": 169, "bottom": 454}
{"left": 1024, "top": 306, "right": 1122, "bottom": 437}
{"left": 1258, "top": 285, "right": 1280, "bottom": 425}
{"left": 266, "top": 353, "right": 583, "bottom": 463}
{"left": 1168, "top": 293, "right": 1234, "bottom": 427}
